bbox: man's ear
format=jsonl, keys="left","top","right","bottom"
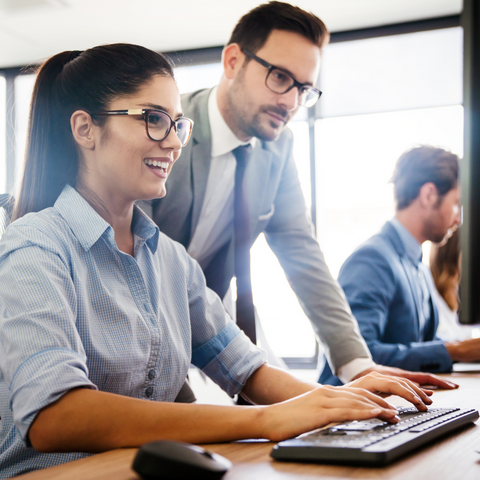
{"left": 418, "top": 182, "right": 439, "bottom": 209}
{"left": 70, "top": 110, "right": 96, "bottom": 150}
{"left": 222, "top": 43, "right": 245, "bottom": 80}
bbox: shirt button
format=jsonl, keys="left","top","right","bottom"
{"left": 145, "top": 387, "right": 154, "bottom": 398}
{"left": 148, "top": 369, "right": 156, "bottom": 380}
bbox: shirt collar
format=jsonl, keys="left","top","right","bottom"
{"left": 390, "top": 217, "right": 423, "bottom": 264}
{"left": 131, "top": 205, "right": 160, "bottom": 254}
{"left": 208, "top": 86, "right": 255, "bottom": 157}
{"left": 54, "top": 185, "right": 159, "bottom": 253}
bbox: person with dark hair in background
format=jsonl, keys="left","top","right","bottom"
{"left": 430, "top": 230, "right": 475, "bottom": 341}
{"left": 151, "top": 1, "right": 454, "bottom": 397}
{"left": 320, "top": 146, "right": 480, "bottom": 385}
{"left": 0, "top": 43, "right": 436, "bottom": 478}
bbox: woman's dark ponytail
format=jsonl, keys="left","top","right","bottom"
{"left": 12, "top": 51, "right": 78, "bottom": 221}
{"left": 12, "top": 44, "right": 174, "bottom": 221}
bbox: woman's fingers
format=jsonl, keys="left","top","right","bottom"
{"left": 325, "top": 387, "right": 400, "bottom": 423}
{"left": 318, "top": 389, "right": 392, "bottom": 411}
{"left": 312, "top": 387, "right": 400, "bottom": 424}
{"left": 320, "top": 406, "right": 398, "bottom": 426}
{"left": 396, "top": 377, "right": 433, "bottom": 406}
{"left": 347, "top": 372, "right": 433, "bottom": 411}
{"left": 332, "top": 385, "right": 394, "bottom": 410}
{"left": 264, "top": 386, "right": 401, "bottom": 441}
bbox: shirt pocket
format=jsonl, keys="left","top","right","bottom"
{"left": 258, "top": 204, "right": 275, "bottom": 223}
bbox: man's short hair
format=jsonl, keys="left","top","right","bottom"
{"left": 227, "top": 1, "right": 329, "bottom": 54}
{"left": 391, "top": 146, "right": 459, "bottom": 210}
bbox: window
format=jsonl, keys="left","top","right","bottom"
{"left": 251, "top": 119, "right": 317, "bottom": 359}
{"left": 175, "top": 63, "right": 223, "bottom": 94}
{"left": 316, "top": 27, "right": 463, "bottom": 278}
{"left": 318, "top": 27, "right": 462, "bottom": 118}
{"left": 316, "top": 105, "right": 464, "bottom": 277}
{"left": 14, "top": 74, "right": 36, "bottom": 182}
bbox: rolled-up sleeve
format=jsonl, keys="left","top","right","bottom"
{"left": 0, "top": 226, "right": 96, "bottom": 443}
{"left": 187, "top": 257, "right": 266, "bottom": 397}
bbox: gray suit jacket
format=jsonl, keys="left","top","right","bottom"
{"left": 152, "top": 87, "right": 371, "bottom": 373}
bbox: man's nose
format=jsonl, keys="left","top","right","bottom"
{"left": 278, "top": 87, "right": 299, "bottom": 111}
{"left": 457, "top": 206, "right": 463, "bottom": 225}
{"left": 454, "top": 204, "right": 463, "bottom": 227}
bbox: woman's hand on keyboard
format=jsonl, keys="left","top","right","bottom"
{"left": 259, "top": 382, "right": 401, "bottom": 441}
{"left": 345, "top": 371, "right": 433, "bottom": 411}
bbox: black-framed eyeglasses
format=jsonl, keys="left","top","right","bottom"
{"left": 242, "top": 49, "right": 322, "bottom": 108}
{"left": 90, "top": 109, "right": 194, "bottom": 146}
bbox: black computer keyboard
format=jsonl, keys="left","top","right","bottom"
{"left": 271, "top": 406, "right": 479, "bottom": 466}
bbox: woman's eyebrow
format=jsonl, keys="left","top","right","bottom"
{"left": 139, "top": 103, "right": 184, "bottom": 118}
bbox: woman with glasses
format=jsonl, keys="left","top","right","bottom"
{"left": 0, "top": 43, "right": 433, "bottom": 478}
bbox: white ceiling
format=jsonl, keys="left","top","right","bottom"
{"left": 0, "top": 0, "right": 462, "bottom": 69}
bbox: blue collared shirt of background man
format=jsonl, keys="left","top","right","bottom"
{"left": 390, "top": 218, "right": 432, "bottom": 337}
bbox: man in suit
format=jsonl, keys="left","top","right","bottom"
{"left": 152, "top": 2, "right": 455, "bottom": 398}
{"left": 320, "top": 146, "right": 480, "bottom": 385}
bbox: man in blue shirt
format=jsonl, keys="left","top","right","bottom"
{"left": 320, "top": 146, "right": 480, "bottom": 385}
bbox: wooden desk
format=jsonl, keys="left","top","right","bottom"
{"left": 17, "top": 373, "right": 480, "bottom": 480}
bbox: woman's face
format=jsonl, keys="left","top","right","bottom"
{"left": 82, "top": 74, "right": 184, "bottom": 208}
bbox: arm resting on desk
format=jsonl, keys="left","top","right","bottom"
{"left": 28, "top": 365, "right": 434, "bottom": 452}
{"left": 445, "top": 338, "right": 480, "bottom": 362}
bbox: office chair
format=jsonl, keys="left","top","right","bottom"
{"left": 0, "top": 193, "right": 13, "bottom": 240}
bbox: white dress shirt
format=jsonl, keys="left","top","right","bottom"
{"left": 187, "top": 86, "right": 253, "bottom": 268}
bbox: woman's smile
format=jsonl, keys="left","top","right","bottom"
{"left": 143, "top": 156, "right": 174, "bottom": 179}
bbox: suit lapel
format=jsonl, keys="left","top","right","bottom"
{"left": 419, "top": 262, "right": 440, "bottom": 340}
{"left": 383, "top": 222, "right": 422, "bottom": 335}
{"left": 191, "top": 140, "right": 212, "bottom": 234}
{"left": 187, "top": 89, "right": 213, "bottom": 237}
{"left": 400, "top": 256, "right": 422, "bottom": 335}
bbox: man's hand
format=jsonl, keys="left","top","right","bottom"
{"left": 445, "top": 338, "right": 480, "bottom": 362}
{"left": 354, "top": 365, "right": 458, "bottom": 390}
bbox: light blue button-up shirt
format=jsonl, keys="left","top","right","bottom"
{"left": 390, "top": 218, "right": 431, "bottom": 338}
{"left": 0, "top": 185, "right": 266, "bottom": 478}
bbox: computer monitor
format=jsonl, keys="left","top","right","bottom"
{"left": 460, "top": 0, "right": 480, "bottom": 325}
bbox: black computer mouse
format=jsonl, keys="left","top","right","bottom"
{"left": 132, "top": 440, "right": 232, "bottom": 480}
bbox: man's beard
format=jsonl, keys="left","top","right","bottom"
{"left": 225, "top": 76, "right": 291, "bottom": 141}
{"left": 424, "top": 213, "right": 455, "bottom": 245}
{"left": 435, "top": 227, "right": 457, "bottom": 247}
{"left": 248, "top": 105, "right": 291, "bottom": 142}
